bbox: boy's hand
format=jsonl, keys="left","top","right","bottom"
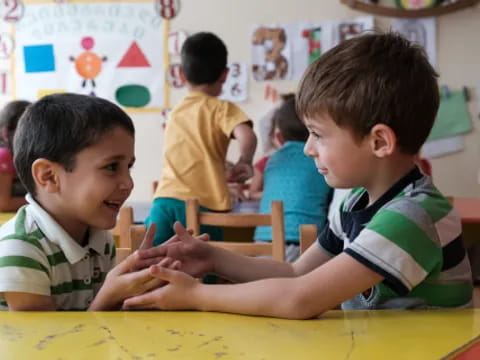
{"left": 226, "top": 161, "right": 253, "bottom": 184}
{"left": 123, "top": 264, "right": 200, "bottom": 310}
{"left": 89, "top": 249, "right": 180, "bottom": 310}
{"left": 136, "top": 222, "right": 215, "bottom": 278}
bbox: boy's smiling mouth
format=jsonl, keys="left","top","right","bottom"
{"left": 103, "top": 200, "right": 122, "bottom": 211}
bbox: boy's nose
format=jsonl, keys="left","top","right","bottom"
{"left": 303, "top": 137, "right": 316, "bottom": 158}
{"left": 120, "top": 173, "right": 134, "bottom": 192}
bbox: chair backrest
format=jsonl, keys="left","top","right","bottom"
{"left": 185, "top": 198, "right": 286, "bottom": 261}
{"left": 299, "top": 224, "right": 318, "bottom": 254}
{"left": 110, "top": 206, "right": 134, "bottom": 248}
{"left": 115, "top": 224, "right": 146, "bottom": 265}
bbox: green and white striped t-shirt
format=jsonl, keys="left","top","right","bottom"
{"left": 319, "top": 167, "right": 473, "bottom": 309}
{"left": 0, "top": 195, "right": 116, "bottom": 310}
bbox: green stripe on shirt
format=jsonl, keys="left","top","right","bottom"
{"left": 367, "top": 209, "right": 442, "bottom": 275}
{"left": 0, "top": 255, "right": 49, "bottom": 276}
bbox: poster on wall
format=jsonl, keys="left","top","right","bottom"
{"left": 391, "top": 18, "right": 436, "bottom": 67}
{"left": 252, "top": 17, "right": 374, "bottom": 82}
{"left": 251, "top": 25, "right": 292, "bottom": 81}
{"left": 332, "top": 16, "right": 375, "bottom": 47}
{"left": 220, "top": 62, "right": 248, "bottom": 103}
{"left": 11, "top": 0, "right": 167, "bottom": 111}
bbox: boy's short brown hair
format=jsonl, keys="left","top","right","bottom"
{"left": 296, "top": 32, "right": 439, "bottom": 154}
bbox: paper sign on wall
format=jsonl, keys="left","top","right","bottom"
{"left": 392, "top": 18, "right": 436, "bottom": 67}
{"left": 12, "top": 1, "right": 166, "bottom": 111}
{"left": 220, "top": 62, "right": 248, "bottom": 103}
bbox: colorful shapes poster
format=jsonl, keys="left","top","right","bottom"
{"left": 12, "top": 1, "right": 166, "bottom": 111}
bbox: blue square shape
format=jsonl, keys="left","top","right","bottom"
{"left": 23, "top": 44, "right": 55, "bottom": 73}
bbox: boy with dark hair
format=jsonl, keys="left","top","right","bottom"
{"left": 0, "top": 93, "right": 165, "bottom": 311}
{"left": 254, "top": 97, "right": 332, "bottom": 261}
{"left": 147, "top": 32, "right": 257, "bottom": 245}
{"left": 125, "top": 33, "right": 472, "bottom": 318}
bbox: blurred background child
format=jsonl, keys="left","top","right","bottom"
{"left": 254, "top": 97, "right": 332, "bottom": 261}
{"left": 248, "top": 93, "right": 295, "bottom": 201}
{"left": 0, "top": 100, "right": 30, "bottom": 212}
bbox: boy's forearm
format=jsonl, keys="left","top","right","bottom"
{"left": 194, "top": 277, "right": 317, "bottom": 319}
{"left": 211, "top": 246, "right": 295, "bottom": 283}
{"left": 234, "top": 123, "right": 257, "bottom": 164}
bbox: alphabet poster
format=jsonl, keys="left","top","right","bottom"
{"left": 10, "top": 0, "right": 167, "bottom": 111}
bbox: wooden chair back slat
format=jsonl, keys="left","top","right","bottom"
{"left": 186, "top": 198, "right": 286, "bottom": 261}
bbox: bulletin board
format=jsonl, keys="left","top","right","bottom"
{"left": 5, "top": 0, "right": 170, "bottom": 112}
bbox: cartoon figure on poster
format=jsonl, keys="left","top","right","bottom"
{"left": 69, "top": 36, "right": 107, "bottom": 95}
{"left": 251, "top": 26, "right": 291, "bottom": 81}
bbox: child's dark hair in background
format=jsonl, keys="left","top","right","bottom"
{"left": 0, "top": 100, "right": 31, "bottom": 211}
{"left": 254, "top": 97, "right": 332, "bottom": 262}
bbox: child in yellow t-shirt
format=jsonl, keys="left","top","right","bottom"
{"left": 147, "top": 32, "right": 257, "bottom": 246}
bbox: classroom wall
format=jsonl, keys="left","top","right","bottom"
{"left": 2, "top": 1, "right": 480, "bottom": 202}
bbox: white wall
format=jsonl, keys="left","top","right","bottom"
{"left": 3, "top": 1, "right": 480, "bottom": 201}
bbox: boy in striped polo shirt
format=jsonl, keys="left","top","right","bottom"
{"left": 124, "top": 33, "right": 473, "bottom": 318}
{"left": 0, "top": 93, "right": 166, "bottom": 311}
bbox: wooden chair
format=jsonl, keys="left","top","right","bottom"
{"left": 110, "top": 206, "right": 134, "bottom": 248}
{"left": 185, "top": 198, "right": 286, "bottom": 261}
{"left": 115, "top": 224, "right": 146, "bottom": 265}
{"left": 299, "top": 224, "right": 318, "bottom": 254}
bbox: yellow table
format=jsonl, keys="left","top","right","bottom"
{"left": 1, "top": 310, "right": 479, "bottom": 359}
{"left": 0, "top": 212, "right": 15, "bottom": 226}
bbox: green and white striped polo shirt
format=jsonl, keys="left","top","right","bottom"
{"left": 319, "top": 167, "right": 473, "bottom": 310}
{"left": 0, "top": 195, "right": 116, "bottom": 310}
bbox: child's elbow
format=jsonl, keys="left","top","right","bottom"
{"left": 280, "top": 292, "right": 331, "bottom": 320}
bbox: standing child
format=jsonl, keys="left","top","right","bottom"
{"left": 126, "top": 33, "right": 472, "bottom": 317}
{"left": 147, "top": 32, "right": 257, "bottom": 245}
{"left": 0, "top": 100, "right": 30, "bottom": 212}
{"left": 254, "top": 97, "right": 332, "bottom": 261}
{"left": 0, "top": 93, "right": 169, "bottom": 311}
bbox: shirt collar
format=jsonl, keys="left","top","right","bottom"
{"left": 26, "top": 194, "right": 109, "bottom": 264}
{"left": 347, "top": 166, "right": 424, "bottom": 224}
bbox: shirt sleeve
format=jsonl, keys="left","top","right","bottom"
{"left": 0, "top": 236, "right": 51, "bottom": 296}
{"left": 344, "top": 200, "right": 445, "bottom": 295}
{"left": 217, "top": 101, "right": 251, "bottom": 137}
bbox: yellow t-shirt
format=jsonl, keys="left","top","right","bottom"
{"left": 155, "top": 92, "right": 250, "bottom": 211}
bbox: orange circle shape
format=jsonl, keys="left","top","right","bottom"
{"left": 75, "top": 51, "right": 103, "bottom": 79}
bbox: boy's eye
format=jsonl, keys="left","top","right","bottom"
{"left": 309, "top": 131, "right": 321, "bottom": 139}
{"left": 105, "top": 163, "right": 118, "bottom": 172}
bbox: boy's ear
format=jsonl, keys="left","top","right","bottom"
{"left": 368, "top": 124, "right": 397, "bottom": 158}
{"left": 274, "top": 129, "right": 285, "bottom": 147}
{"left": 31, "top": 159, "right": 61, "bottom": 193}
{"left": 219, "top": 68, "right": 229, "bottom": 84}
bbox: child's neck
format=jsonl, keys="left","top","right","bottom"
{"left": 35, "top": 195, "right": 89, "bottom": 246}
{"left": 188, "top": 82, "right": 222, "bottom": 97}
{"left": 365, "top": 155, "right": 417, "bottom": 206}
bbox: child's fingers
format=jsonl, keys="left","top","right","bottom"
{"left": 123, "top": 293, "right": 159, "bottom": 310}
{"left": 149, "top": 264, "right": 179, "bottom": 283}
{"left": 139, "top": 223, "right": 156, "bottom": 250}
{"left": 142, "top": 277, "right": 166, "bottom": 291}
{"left": 113, "top": 250, "right": 142, "bottom": 274}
